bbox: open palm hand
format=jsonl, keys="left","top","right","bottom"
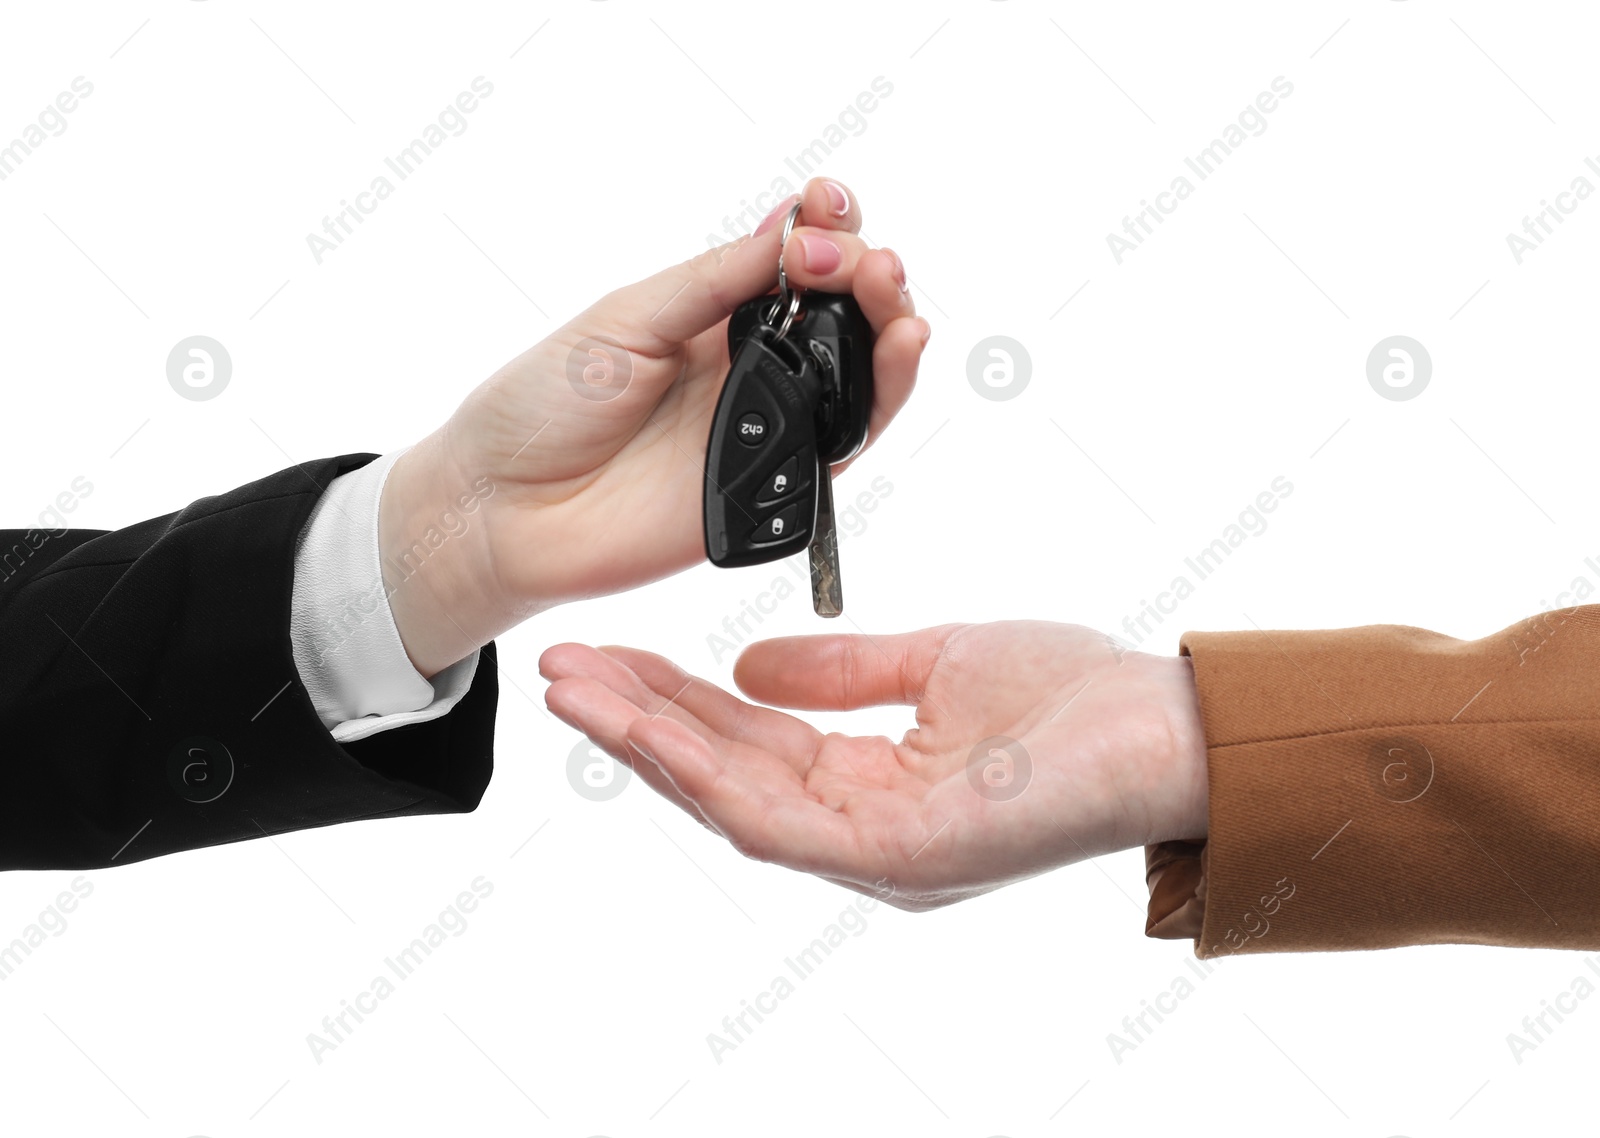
{"left": 541, "top": 621, "right": 1208, "bottom": 909}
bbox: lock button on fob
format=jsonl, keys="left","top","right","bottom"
{"left": 750, "top": 504, "right": 800, "bottom": 544}
{"left": 756, "top": 456, "right": 801, "bottom": 505}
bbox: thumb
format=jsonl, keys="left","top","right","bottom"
{"left": 733, "top": 624, "right": 962, "bottom": 711}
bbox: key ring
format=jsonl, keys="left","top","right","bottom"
{"left": 766, "top": 198, "right": 804, "bottom": 341}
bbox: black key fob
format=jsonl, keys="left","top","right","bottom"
{"left": 704, "top": 292, "right": 874, "bottom": 570}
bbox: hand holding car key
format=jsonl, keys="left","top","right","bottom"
{"left": 704, "top": 200, "right": 876, "bottom": 616}
{"left": 381, "top": 179, "right": 925, "bottom": 678}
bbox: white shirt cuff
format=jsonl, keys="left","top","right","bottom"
{"left": 289, "top": 450, "right": 480, "bottom": 744}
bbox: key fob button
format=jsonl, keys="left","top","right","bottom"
{"left": 756, "top": 456, "right": 801, "bottom": 504}
{"left": 750, "top": 504, "right": 801, "bottom": 545}
{"left": 735, "top": 412, "right": 769, "bottom": 447}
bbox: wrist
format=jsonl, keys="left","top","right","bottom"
{"left": 378, "top": 433, "right": 513, "bottom": 679}
{"left": 1158, "top": 654, "right": 1210, "bottom": 842}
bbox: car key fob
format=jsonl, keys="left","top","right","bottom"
{"left": 702, "top": 319, "right": 824, "bottom": 568}
{"left": 704, "top": 288, "right": 875, "bottom": 612}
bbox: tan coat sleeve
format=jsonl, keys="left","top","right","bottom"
{"left": 1145, "top": 604, "right": 1600, "bottom": 957}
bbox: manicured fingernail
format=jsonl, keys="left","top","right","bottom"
{"left": 823, "top": 180, "right": 851, "bottom": 217}
{"left": 754, "top": 196, "right": 796, "bottom": 238}
{"left": 799, "top": 233, "right": 843, "bottom": 274}
{"left": 886, "top": 247, "right": 908, "bottom": 292}
{"left": 919, "top": 318, "right": 932, "bottom": 347}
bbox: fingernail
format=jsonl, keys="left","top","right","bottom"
{"left": 886, "top": 247, "right": 908, "bottom": 293}
{"left": 919, "top": 318, "right": 931, "bottom": 347}
{"left": 823, "top": 180, "right": 851, "bottom": 217}
{"left": 753, "top": 196, "right": 796, "bottom": 238}
{"left": 799, "top": 233, "right": 842, "bottom": 274}
{"left": 630, "top": 739, "right": 658, "bottom": 765}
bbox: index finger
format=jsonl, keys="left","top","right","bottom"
{"left": 734, "top": 625, "right": 964, "bottom": 711}
{"left": 606, "top": 177, "right": 861, "bottom": 354}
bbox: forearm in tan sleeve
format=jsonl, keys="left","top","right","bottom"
{"left": 1145, "top": 604, "right": 1600, "bottom": 957}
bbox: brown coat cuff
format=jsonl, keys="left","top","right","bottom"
{"left": 1145, "top": 605, "right": 1600, "bottom": 956}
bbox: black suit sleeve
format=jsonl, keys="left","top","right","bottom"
{"left": 0, "top": 453, "right": 496, "bottom": 871}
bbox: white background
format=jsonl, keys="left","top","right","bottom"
{"left": 1, "top": 1, "right": 1597, "bottom": 1134}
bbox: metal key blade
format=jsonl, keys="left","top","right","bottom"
{"left": 809, "top": 455, "right": 843, "bottom": 617}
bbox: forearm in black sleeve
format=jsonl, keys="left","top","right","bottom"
{"left": 0, "top": 453, "right": 497, "bottom": 871}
